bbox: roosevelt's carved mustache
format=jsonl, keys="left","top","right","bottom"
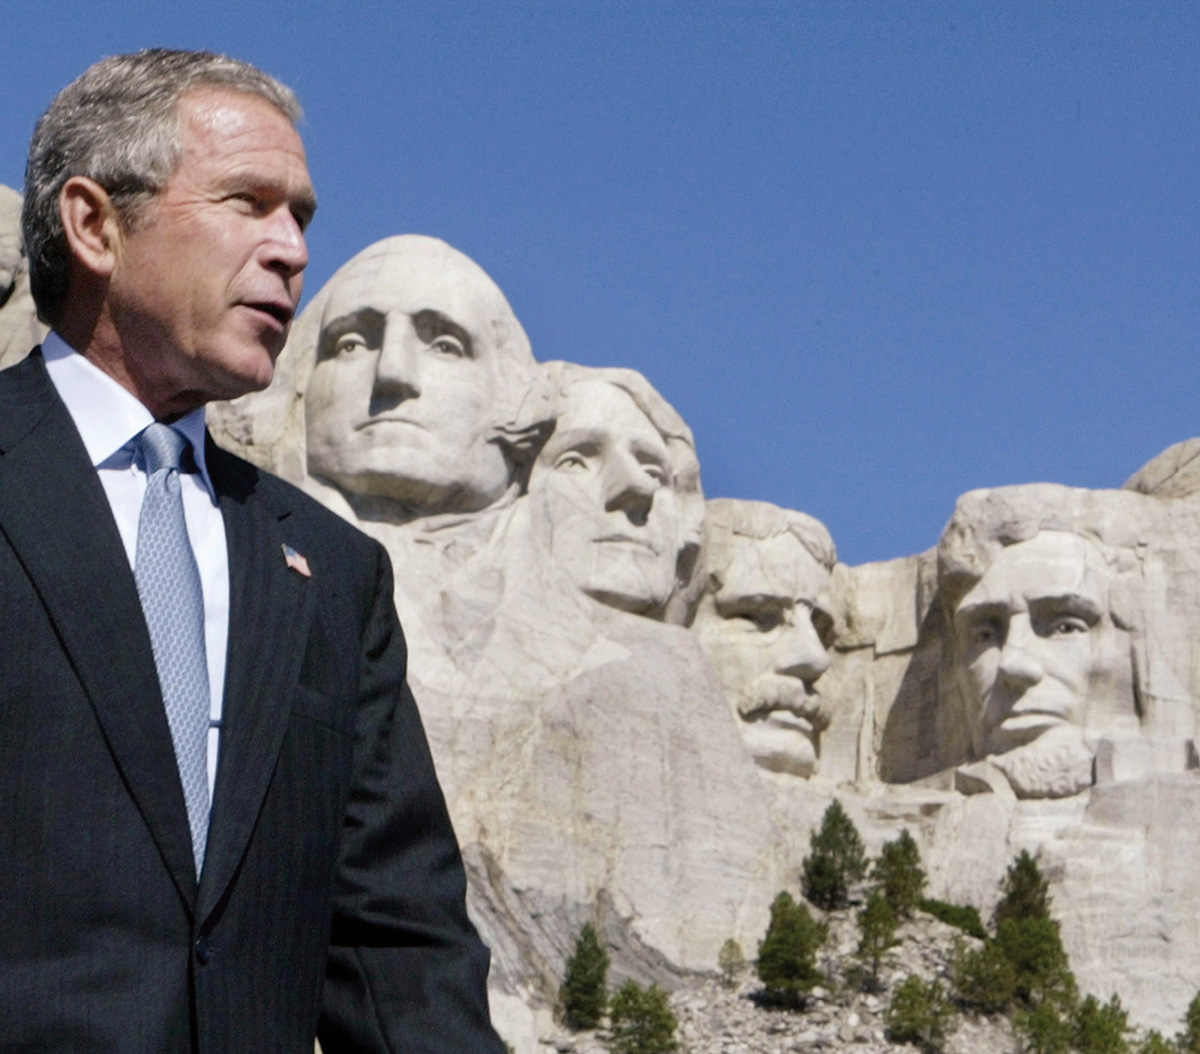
{"left": 736, "top": 674, "right": 830, "bottom": 731}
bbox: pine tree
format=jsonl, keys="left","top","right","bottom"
{"left": 994, "top": 916, "right": 1077, "bottom": 1010}
{"left": 1180, "top": 991, "right": 1200, "bottom": 1054}
{"left": 560, "top": 923, "right": 609, "bottom": 1030}
{"left": 1015, "top": 1001, "right": 1073, "bottom": 1054}
{"left": 994, "top": 850, "right": 1052, "bottom": 928}
{"left": 717, "top": 939, "right": 746, "bottom": 988}
{"left": 1137, "top": 1030, "right": 1176, "bottom": 1054}
{"left": 801, "top": 799, "right": 867, "bottom": 911}
{"left": 951, "top": 936, "right": 1017, "bottom": 1014}
{"left": 872, "top": 829, "right": 926, "bottom": 919}
{"left": 885, "top": 976, "right": 956, "bottom": 1054}
{"left": 856, "top": 891, "right": 899, "bottom": 989}
{"left": 756, "top": 891, "right": 827, "bottom": 1008}
{"left": 608, "top": 981, "right": 678, "bottom": 1054}
{"left": 1073, "top": 994, "right": 1130, "bottom": 1054}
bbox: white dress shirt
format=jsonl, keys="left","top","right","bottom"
{"left": 43, "top": 332, "right": 229, "bottom": 797}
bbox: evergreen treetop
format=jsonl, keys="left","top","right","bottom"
{"left": 994, "top": 850, "right": 1052, "bottom": 928}
{"left": 801, "top": 799, "right": 867, "bottom": 911}
{"left": 872, "top": 828, "right": 927, "bottom": 919}
{"left": 608, "top": 981, "right": 679, "bottom": 1054}
{"left": 756, "top": 891, "right": 827, "bottom": 1008}
{"left": 559, "top": 922, "right": 609, "bottom": 1030}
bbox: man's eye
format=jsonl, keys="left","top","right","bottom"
{"left": 813, "top": 610, "right": 835, "bottom": 648}
{"left": 970, "top": 622, "right": 1000, "bottom": 646}
{"left": 1047, "top": 616, "right": 1090, "bottom": 636}
{"left": 639, "top": 461, "right": 669, "bottom": 485}
{"left": 334, "top": 334, "right": 369, "bottom": 356}
{"left": 552, "top": 452, "right": 589, "bottom": 472}
{"left": 725, "top": 608, "right": 783, "bottom": 632}
{"left": 228, "top": 192, "right": 264, "bottom": 212}
{"left": 430, "top": 335, "right": 466, "bottom": 357}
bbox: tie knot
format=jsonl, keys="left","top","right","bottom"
{"left": 139, "top": 422, "right": 189, "bottom": 475}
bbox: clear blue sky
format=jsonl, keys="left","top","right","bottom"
{"left": 2, "top": 1, "right": 1196, "bottom": 565}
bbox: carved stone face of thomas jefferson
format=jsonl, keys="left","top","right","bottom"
{"left": 694, "top": 505, "right": 835, "bottom": 778}
{"left": 953, "top": 530, "right": 1116, "bottom": 761}
{"left": 529, "top": 379, "right": 682, "bottom": 617}
{"left": 304, "top": 237, "right": 530, "bottom": 517}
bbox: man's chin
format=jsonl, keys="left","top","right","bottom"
{"left": 741, "top": 716, "right": 817, "bottom": 778}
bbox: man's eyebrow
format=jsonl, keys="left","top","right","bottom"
{"left": 629, "top": 436, "right": 669, "bottom": 463}
{"left": 1030, "top": 593, "right": 1103, "bottom": 621}
{"left": 549, "top": 426, "right": 605, "bottom": 446}
{"left": 954, "top": 598, "right": 1008, "bottom": 623}
{"left": 317, "top": 308, "right": 384, "bottom": 357}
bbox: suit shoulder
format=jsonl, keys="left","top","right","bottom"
{"left": 205, "top": 440, "right": 385, "bottom": 566}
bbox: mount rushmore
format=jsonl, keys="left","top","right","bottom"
{"left": 4, "top": 190, "right": 1200, "bottom": 1045}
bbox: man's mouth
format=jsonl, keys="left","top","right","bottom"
{"left": 738, "top": 678, "right": 826, "bottom": 728}
{"left": 594, "top": 534, "right": 658, "bottom": 553}
{"left": 759, "top": 710, "right": 815, "bottom": 739}
{"left": 356, "top": 416, "right": 426, "bottom": 432}
{"left": 243, "top": 301, "right": 294, "bottom": 327}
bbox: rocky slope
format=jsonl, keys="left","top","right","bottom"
{"left": 531, "top": 910, "right": 1171, "bottom": 1054}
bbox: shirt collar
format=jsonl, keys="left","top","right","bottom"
{"left": 42, "top": 331, "right": 217, "bottom": 501}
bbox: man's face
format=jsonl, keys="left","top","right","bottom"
{"left": 529, "top": 380, "right": 680, "bottom": 616}
{"left": 304, "top": 246, "right": 512, "bottom": 514}
{"left": 953, "top": 531, "right": 1112, "bottom": 758}
{"left": 694, "top": 530, "right": 833, "bottom": 777}
{"left": 106, "top": 89, "right": 314, "bottom": 416}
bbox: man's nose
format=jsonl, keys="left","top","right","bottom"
{"left": 372, "top": 320, "right": 421, "bottom": 402}
{"left": 997, "top": 615, "right": 1044, "bottom": 689}
{"left": 603, "top": 450, "right": 658, "bottom": 525}
{"left": 776, "top": 614, "right": 831, "bottom": 684}
{"left": 262, "top": 207, "right": 309, "bottom": 279}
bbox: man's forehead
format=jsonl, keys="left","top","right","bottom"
{"left": 321, "top": 253, "right": 495, "bottom": 341}
{"left": 960, "top": 531, "right": 1108, "bottom": 610}
{"left": 556, "top": 382, "right": 662, "bottom": 444}
{"left": 714, "top": 531, "right": 829, "bottom": 600}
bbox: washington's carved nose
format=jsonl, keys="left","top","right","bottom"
{"left": 371, "top": 323, "right": 421, "bottom": 408}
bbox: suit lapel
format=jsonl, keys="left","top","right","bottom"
{"left": 0, "top": 353, "right": 199, "bottom": 909}
{"left": 199, "top": 443, "right": 314, "bottom": 921}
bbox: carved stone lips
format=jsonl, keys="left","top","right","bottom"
{"left": 355, "top": 416, "right": 425, "bottom": 432}
{"left": 761, "top": 710, "right": 815, "bottom": 738}
{"left": 594, "top": 533, "right": 658, "bottom": 552}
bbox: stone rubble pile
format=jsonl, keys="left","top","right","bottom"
{"left": 535, "top": 913, "right": 1016, "bottom": 1054}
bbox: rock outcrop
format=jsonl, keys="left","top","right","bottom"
{"left": 0, "top": 186, "right": 45, "bottom": 367}
{"left": 200, "top": 231, "right": 1200, "bottom": 1046}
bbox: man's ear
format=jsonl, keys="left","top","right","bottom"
{"left": 59, "top": 176, "right": 122, "bottom": 279}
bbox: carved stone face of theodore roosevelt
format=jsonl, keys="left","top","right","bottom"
{"left": 695, "top": 503, "right": 836, "bottom": 779}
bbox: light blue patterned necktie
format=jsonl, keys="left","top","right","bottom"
{"left": 135, "top": 422, "right": 211, "bottom": 877}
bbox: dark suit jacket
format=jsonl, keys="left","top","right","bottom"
{"left": 0, "top": 351, "right": 503, "bottom": 1053}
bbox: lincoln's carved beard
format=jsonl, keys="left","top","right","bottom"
{"left": 988, "top": 724, "right": 1094, "bottom": 799}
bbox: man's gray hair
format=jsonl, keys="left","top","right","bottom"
{"left": 23, "top": 48, "right": 302, "bottom": 325}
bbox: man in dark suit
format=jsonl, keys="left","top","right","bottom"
{"left": 0, "top": 48, "right": 504, "bottom": 1052}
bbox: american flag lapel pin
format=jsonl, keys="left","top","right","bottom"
{"left": 282, "top": 543, "right": 312, "bottom": 579}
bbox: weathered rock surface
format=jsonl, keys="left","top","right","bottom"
{"left": 530, "top": 912, "right": 1013, "bottom": 1054}
{"left": 0, "top": 186, "right": 45, "bottom": 367}
{"left": 204, "top": 230, "right": 1200, "bottom": 1047}
{"left": 1126, "top": 437, "right": 1200, "bottom": 499}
